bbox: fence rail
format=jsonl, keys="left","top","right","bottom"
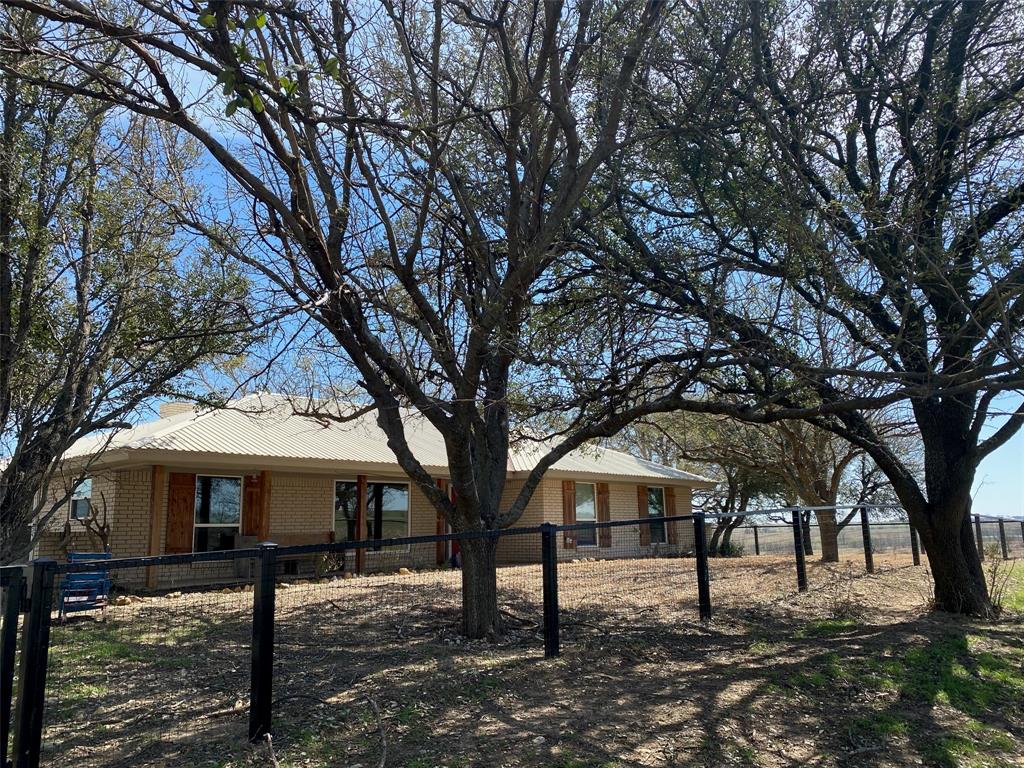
{"left": 0, "top": 510, "right": 1019, "bottom": 767}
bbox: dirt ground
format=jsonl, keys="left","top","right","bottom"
{"left": 35, "top": 553, "right": 1024, "bottom": 768}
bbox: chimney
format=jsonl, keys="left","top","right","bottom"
{"left": 159, "top": 402, "right": 195, "bottom": 419}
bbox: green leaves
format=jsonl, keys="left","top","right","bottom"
{"left": 244, "top": 12, "right": 267, "bottom": 31}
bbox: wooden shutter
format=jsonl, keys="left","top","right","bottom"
{"left": 596, "top": 482, "right": 611, "bottom": 548}
{"left": 165, "top": 472, "right": 196, "bottom": 554}
{"left": 242, "top": 471, "right": 272, "bottom": 539}
{"left": 665, "top": 486, "right": 678, "bottom": 545}
{"left": 561, "top": 480, "right": 576, "bottom": 549}
{"left": 242, "top": 475, "right": 261, "bottom": 536}
{"left": 258, "top": 471, "right": 271, "bottom": 540}
{"left": 637, "top": 485, "right": 650, "bottom": 546}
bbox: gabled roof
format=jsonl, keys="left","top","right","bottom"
{"left": 65, "top": 393, "right": 715, "bottom": 486}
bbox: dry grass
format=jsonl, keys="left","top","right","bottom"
{"left": 37, "top": 554, "right": 1024, "bottom": 768}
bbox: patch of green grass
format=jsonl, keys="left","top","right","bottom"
{"left": 896, "top": 636, "right": 1024, "bottom": 716}
{"left": 462, "top": 673, "right": 503, "bottom": 701}
{"left": 51, "top": 628, "right": 147, "bottom": 665}
{"left": 787, "top": 652, "right": 846, "bottom": 690}
{"left": 797, "top": 617, "right": 859, "bottom": 638}
{"left": 849, "top": 712, "right": 909, "bottom": 740}
{"left": 998, "top": 562, "right": 1024, "bottom": 613}
{"left": 396, "top": 704, "right": 421, "bottom": 725}
{"left": 749, "top": 639, "right": 782, "bottom": 654}
{"left": 826, "top": 630, "right": 1022, "bottom": 768}
{"left": 61, "top": 680, "right": 108, "bottom": 701}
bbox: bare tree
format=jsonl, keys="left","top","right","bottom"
{"left": 0, "top": 13, "right": 250, "bottom": 563}
{"left": 0, "top": 0, "right": 708, "bottom": 636}
{"left": 610, "top": 0, "right": 1024, "bottom": 613}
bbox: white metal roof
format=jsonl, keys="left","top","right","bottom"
{"left": 65, "top": 393, "right": 715, "bottom": 486}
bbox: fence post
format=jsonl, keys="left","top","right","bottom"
{"left": 909, "top": 523, "right": 921, "bottom": 567}
{"left": 859, "top": 507, "right": 874, "bottom": 574}
{"left": 752, "top": 525, "right": 760, "bottom": 556}
{"left": 998, "top": 519, "right": 1009, "bottom": 561}
{"left": 1, "top": 568, "right": 25, "bottom": 768}
{"left": 249, "top": 543, "right": 277, "bottom": 742}
{"left": 791, "top": 510, "right": 808, "bottom": 592}
{"left": 693, "top": 513, "right": 713, "bottom": 621}
{"left": 974, "top": 515, "right": 985, "bottom": 561}
{"left": 11, "top": 560, "right": 55, "bottom": 768}
{"left": 540, "top": 524, "right": 560, "bottom": 658}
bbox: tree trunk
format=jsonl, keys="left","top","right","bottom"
{"left": 708, "top": 520, "right": 726, "bottom": 557}
{"left": 918, "top": 507, "right": 992, "bottom": 616}
{"left": 816, "top": 510, "right": 840, "bottom": 562}
{"left": 720, "top": 516, "right": 744, "bottom": 556}
{"left": 801, "top": 512, "right": 814, "bottom": 556}
{"left": 459, "top": 536, "right": 502, "bottom": 639}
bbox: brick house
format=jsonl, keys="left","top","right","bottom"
{"left": 38, "top": 395, "right": 714, "bottom": 586}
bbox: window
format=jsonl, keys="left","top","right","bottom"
{"left": 575, "top": 482, "right": 597, "bottom": 546}
{"left": 193, "top": 476, "right": 241, "bottom": 552}
{"left": 70, "top": 479, "right": 92, "bottom": 520}
{"left": 647, "top": 486, "right": 666, "bottom": 544}
{"left": 334, "top": 481, "right": 410, "bottom": 550}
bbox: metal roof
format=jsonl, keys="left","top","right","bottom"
{"left": 65, "top": 393, "right": 715, "bottom": 486}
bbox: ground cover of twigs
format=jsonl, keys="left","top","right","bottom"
{"left": 38, "top": 553, "right": 1024, "bottom": 768}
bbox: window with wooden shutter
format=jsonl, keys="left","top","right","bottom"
{"left": 637, "top": 484, "right": 650, "bottom": 546}
{"left": 596, "top": 482, "right": 611, "bottom": 548}
{"left": 665, "top": 486, "right": 678, "bottom": 545}
{"left": 561, "top": 480, "right": 576, "bottom": 549}
{"left": 165, "top": 473, "right": 196, "bottom": 554}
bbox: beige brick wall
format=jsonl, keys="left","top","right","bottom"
{"left": 37, "top": 463, "right": 701, "bottom": 585}
{"left": 561, "top": 480, "right": 695, "bottom": 560}
{"left": 495, "top": 477, "right": 558, "bottom": 563}
{"left": 35, "top": 470, "right": 120, "bottom": 560}
{"left": 268, "top": 472, "right": 333, "bottom": 539}
{"left": 108, "top": 467, "right": 154, "bottom": 558}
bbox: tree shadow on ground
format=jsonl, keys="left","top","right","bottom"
{"left": 35, "top": 559, "right": 1024, "bottom": 768}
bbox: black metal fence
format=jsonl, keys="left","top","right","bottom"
{"left": 0, "top": 510, "right": 1019, "bottom": 767}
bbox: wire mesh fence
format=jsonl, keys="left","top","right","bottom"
{"left": 2, "top": 510, "right": 1020, "bottom": 767}
{"left": 976, "top": 518, "right": 1024, "bottom": 559}
{"left": 42, "top": 556, "right": 257, "bottom": 766}
{"left": 723, "top": 509, "right": 921, "bottom": 561}
{"left": 556, "top": 517, "right": 701, "bottom": 644}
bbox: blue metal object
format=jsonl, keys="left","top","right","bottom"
{"left": 58, "top": 552, "right": 112, "bottom": 621}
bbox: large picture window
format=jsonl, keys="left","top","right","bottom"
{"left": 647, "top": 486, "right": 666, "bottom": 544}
{"left": 575, "top": 482, "right": 597, "bottom": 546}
{"left": 335, "top": 481, "right": 410, "bottom": 550}
{"left": 70, "top": 478, "right": 92, "bottom": 520}
{"left": 194, "top": 475, "right": 241, "bottom": 552}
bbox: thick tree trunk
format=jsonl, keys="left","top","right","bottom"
{"left": 918, "top": 507, "right": 992, "bottom": 616}
{"left": 816, "top": 510, "right": 840, "bottom": 562}
{"left": 459, "top": 536, "right": 502, "bottom": 639}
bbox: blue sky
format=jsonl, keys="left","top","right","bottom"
{"left": 974, "top": 426, "right": 1024, "bottom": 519}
